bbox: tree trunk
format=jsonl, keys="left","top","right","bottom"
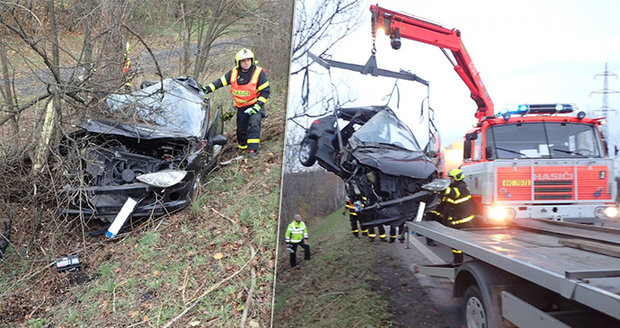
{"left": 0, "top": 39, "right": 19, "bottom": 141}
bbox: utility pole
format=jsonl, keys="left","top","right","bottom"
{"left": 590, "top": 62, "right": 619, "bottom": 156}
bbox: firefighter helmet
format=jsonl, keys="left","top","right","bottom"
{"left": 448, "top": 168, "right": 465, "bottom": 181}
{"left": 235, "top": 48, "right": 254, "bottom": 67}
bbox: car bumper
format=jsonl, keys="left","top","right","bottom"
{"left": 63, "top": 180, "right": 193, "bottom": 221}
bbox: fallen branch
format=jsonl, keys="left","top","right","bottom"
{"left": 162, "top": 246, "right": 257, "bottom": 328}
{"left": 240, "top": 267, "right": 257, "bottom": 328}
{"left": 0, "top": 92, "right": 50, "bottom": 127}
{"left": 212, "top": 207, "right": 237, "bottom": 225}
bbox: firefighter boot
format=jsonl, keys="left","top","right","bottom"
{"left": 452, "top": 251, "right": 464, "bottom": 265}
{"left": 389, "top": 236, "right": 396, "bottom": 243}
{"left": 426, "top": 238, "right": 437, "bottom": 246}
{"left": 352, "top": 230, "right": 359, "bottom": 238}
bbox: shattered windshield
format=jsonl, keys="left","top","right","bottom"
{"left": 487, "top": 122, "right": 603, "bottom": 159}
{"left": 106, "top": 78, "right": 206, "bottom": 137}
{"left": 350, "top": 110, "right": 422, "bottom": 151}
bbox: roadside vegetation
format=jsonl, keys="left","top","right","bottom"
{"left": 0, "top": 1, "right": 291, "bottom": 327}
{"left": 273, "top": 209, "right": 394, "bottom": 327}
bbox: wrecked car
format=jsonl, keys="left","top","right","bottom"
{"left": 299, "top": 105, "right": 438, "bottom": 227}
{"left": 61, "top": 76, "right": 227, "bottom": 222}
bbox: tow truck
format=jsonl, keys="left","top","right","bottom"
{"left": 371, "top": 5, "right": 618, "bottom": 224}
{"left": 370, "top": 4, "right": 620, "bottom": 328}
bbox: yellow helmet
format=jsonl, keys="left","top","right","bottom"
{"left": 235, "top": 48, "right": 254, "bottom": 67}
{"left": 448, "top": 168, "right": 465, "bottom": 181}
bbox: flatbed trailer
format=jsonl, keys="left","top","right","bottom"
{"left": 406, "top": 219, "right": 620, "bottom": 328}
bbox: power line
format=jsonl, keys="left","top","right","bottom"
{"left": 590, "top": 62, "right": 619, "bottom": 155}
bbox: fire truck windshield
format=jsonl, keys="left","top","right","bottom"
{"left": 486, "top": 122, "right": 603, "bottom": 159}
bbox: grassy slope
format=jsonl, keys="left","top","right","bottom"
{"left": 273, "top": 209, "right": 394, "bottom": 328}
{"left": 0, "top": 82, "right": 287, "bottom": 328}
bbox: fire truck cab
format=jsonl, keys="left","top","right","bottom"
{"left": 462, "top": 104, "right": 619, "bottom": 224}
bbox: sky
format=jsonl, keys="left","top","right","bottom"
{"left": 287, "top": 0, "right": 620, "bottom": 149}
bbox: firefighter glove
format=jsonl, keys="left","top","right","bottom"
{"left": 244, "top": 104, "right": 261, "bottom": 115}
{"left": 223, "top": 111, "right": 235, "bottom": 121}
{"left": 286, "top": 244, "right": 294, "bottom": 253}
{"left": 202, "top": 85, "right": 212, "bottom": 95}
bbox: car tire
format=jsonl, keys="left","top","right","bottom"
{"left": 463, "top": 284, "right": 488, "bottom": 328}
{"left": 299, "top": 138, "right": 317, "bottom": 166}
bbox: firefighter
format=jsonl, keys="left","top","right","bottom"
{"left": 429, "top": 168, "right": 475, "bottom": 263}
{"left": 122, "top": 41, "right": 133, "bottom": 91}
{"left": 202, "top": 48, "right": 270, "bottom": 157}
{"left": 346, "top": 197, "right": 369, "bottom": 237}
{"left": 345, "top": 199, "right": 361, "bottom": 237}
{"left": 284, "top": 214, "right": 310, "bottom": 267}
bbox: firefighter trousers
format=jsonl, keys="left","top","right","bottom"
{"left": 349, "top": 214, "right": 361, "bottom": 237}
{"left": 366, "top": 224, "right": 386, "bottom": 241}
{"left": 289, "top": 240, "right": 310, "bottom": 267}
{"left": 236, "top": 106, "right": 264, "bottom": 151}
{"left": 389, "top": 222, "right": 406, "bottom": 242}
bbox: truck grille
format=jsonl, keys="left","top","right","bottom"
{"left": 533, "top": 180, "right": 573, "bottom": 200}
{"left": 496, "top": 162, "right": 611, "bottom": 202}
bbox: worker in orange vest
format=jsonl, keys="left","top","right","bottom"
{"left": 203, "top": 48, "right": 270, "bottom": 157}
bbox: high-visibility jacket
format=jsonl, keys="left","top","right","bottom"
{"left": 442, "top": 180, "right": 475, "bottom": 226}
{"left": 230, "top": 66, "right": 263, "bottom": 107}
{"left": 285, "top": 220, "right": 308, "bottom": 243}
{"left": 204, "top": 65, "right": 270, "bottom": 109}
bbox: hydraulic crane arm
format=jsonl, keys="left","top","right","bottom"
{"left": 370, "top": 5, "right": 494, "bottom": 121}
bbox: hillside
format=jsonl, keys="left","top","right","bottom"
{"left": 0, "top": 84, "right": 286, "bottom": 327}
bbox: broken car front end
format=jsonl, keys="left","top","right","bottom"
{"left": 61, "top": 77, "right": 226, "bottom": 222}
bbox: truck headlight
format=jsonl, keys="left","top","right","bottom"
{"left": 603, "top": 206, "right": 619, "bottom": 219}
{"left": 488, "top": 205, "right": 516, "bottom": 221}
{"left": 137, "top": 169, "right": 187, "bottom": 188}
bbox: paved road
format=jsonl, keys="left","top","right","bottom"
{"left": 373, "top": 226, "right": 465, "bottom": 328}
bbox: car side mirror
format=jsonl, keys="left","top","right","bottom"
{"left": 212, "top": 135, "right": 227, "bottom": 146}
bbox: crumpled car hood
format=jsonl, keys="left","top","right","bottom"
{"left": 79, "top": 119, "right": 193, "bottom": 140}
{"left": 352, "top": 147, "right": 436, "bottom": 179}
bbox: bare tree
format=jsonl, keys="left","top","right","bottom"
{"left": 291, "top": 0, "right": 362, "bottom": 75}
{"left": 172, "top": 0, "right": 260, "bottom": 80}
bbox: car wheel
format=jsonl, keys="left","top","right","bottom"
{"left": 463, "top": 285, "right": 488, "bottom": 328}
{"left": 299, "top": 138, "right": 317, "bottom": 166}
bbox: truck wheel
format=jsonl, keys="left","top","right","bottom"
{"left": 299, "top": 138, "right": 317, "bottom": 166}
{"left": 464, "top": 285, "right": 488, "bottom": 328}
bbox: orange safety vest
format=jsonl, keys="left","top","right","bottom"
{"left": 230, "top": 66, "right": 263, "bottom": 108}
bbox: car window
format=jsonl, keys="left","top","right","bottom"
{"left": 350, "top": 110, "right": 422, "bottom": 151}
{"left": 106, "top": 78, "right": 207, "bottom": 137}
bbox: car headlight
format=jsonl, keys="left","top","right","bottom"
{"left": 422, "top": 178, "right": 451, "bottom": 192}
{"left": 136, "top": 170, "right": 187, "bottom": 188}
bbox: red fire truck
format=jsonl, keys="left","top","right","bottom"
{"left": 370, "top": 5, "right": 618, "bottom": 224}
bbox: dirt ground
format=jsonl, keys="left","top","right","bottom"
{"left": 372, "top": 235, "right": 465, "bottom": 328}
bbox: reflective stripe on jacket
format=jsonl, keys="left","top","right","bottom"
{"left": 230, "top": 66, "right": 263, "bottom": 107}
{"left": 285, "top": 221, "right": 308, "bottom": 243}
{"left": 443, "top": 180, "right": 475, "bottom": 226}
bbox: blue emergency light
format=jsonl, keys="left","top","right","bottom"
{"left": 498, "top": 103, "right": 575, "bottom": 116}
